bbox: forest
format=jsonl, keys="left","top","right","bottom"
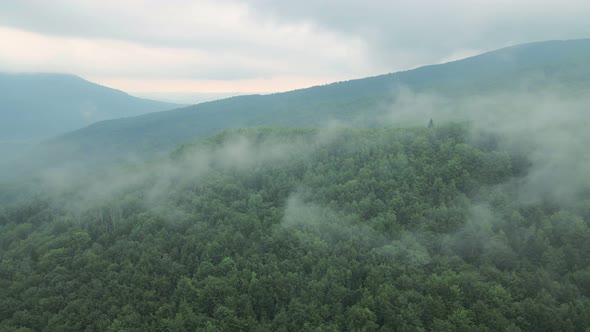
{"left": 1, "top": 124, "right": 589, "bottom": 331}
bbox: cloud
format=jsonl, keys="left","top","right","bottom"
{"left": 0, "top": 27, "right": 265, "bottom": 79}
{"left": 1, "top": 0, "right": 589, "bottom": 95}
{"left": 90, "top": 76, "right": 342, "bottom": 94}
{"left": 36, "top": 129, "right": 330, "bottom": 213}
{"left": 281, "top": 192, "right": 432, "bottom": 266}
{"left": 381, "top": 83, "right": 590, "bottom": 205}
{"left": 244, "top": 0, "right": 590, "bottom": 69}
{"left": 0, "top": 1, "right": 372, "bottom": 94}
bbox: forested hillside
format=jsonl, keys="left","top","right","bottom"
{"left": 24, "top": 39, "right": 590, "bottom": 170}
{"left": 1, "top": 125, "right": 589, "bottom": 331}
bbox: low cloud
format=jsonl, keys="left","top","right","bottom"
{"left": 35, "top": 129, "right": 331, "bottom": 217}
{"left": 281, "top": 192, "right": 431, "bottom": 266}
{"left": 379, "top": 82, "right": 590, "bottom": 205}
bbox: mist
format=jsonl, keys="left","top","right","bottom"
{"left": 4, "top": 81, "right": 588, "bottom": 236}
{"left": 3, "top": 0, "right": 590, "bottom": 328}
{"left": 13, "top": 129, "right": 333, "bottom": 223}
{"left": 381, "top": 83, "right": 590, "bottom": 206}
{"left": 2, "top": 97, "right": 589, "bottom": 330}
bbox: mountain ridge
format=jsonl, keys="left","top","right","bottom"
{"left": 0, "top": 72, "right": 180, "bottom": 161}
{"left": 15, "top": 38, "right": 590, "bottom": 172}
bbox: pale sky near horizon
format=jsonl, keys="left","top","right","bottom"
{"left": 1, "top": 0, "right": 590, "bottom": 102}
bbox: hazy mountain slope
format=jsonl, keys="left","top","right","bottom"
{"left": 26, "top": 39, "right": 590, "bottom": 167}
{"left": 0, "top": 73, "right": 179, "bottom": 159}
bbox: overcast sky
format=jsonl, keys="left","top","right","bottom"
{"left": 1, "top": 0, "right": 589, "bottom": 100}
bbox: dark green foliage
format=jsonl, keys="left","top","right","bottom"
{"left": 0, "top": 125, "right": 589, "bottom": 331}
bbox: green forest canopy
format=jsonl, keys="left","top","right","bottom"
{"left": 1, "top": 124, "right": 589, "bottom": 331}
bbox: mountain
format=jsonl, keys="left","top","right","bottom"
{"left": 2, "top": 40, "right": 590, "bottom": 330}
{"left": 0, "top": 73, "right": 179, "bottom": 160}
{"left": 1, "top": 125, "right": 589, "bottom": 330}
{"left": 20, "top": 39, "right": 590, "bottom": 169}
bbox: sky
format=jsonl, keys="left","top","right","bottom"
{"left": 1, "top": 0, "right": 590, "bottom": 102}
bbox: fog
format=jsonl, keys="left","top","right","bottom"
{"left": 281, "top": 192, "right": 435, "bottom": 268}
{"left": 382, "top": 84, "right": 590, "bottom": 205}
{"left": 1, "top": 78, "right": 588, "bottom": 262}
{"left": 2, "top": 2, "right": 590, "bottom": 329}
{"left": 17, "top": 129, "right": 327, "bottom": 220}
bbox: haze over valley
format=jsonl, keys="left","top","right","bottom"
{"left": 0, "top": 73, "right": 177, "bottom": 161}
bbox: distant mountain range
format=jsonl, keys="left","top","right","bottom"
{"left": 0, "top": 73, "right": 179, "bottom": 160}
{"left": 9, "top": 38, "right": 590, "bottom": 173}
